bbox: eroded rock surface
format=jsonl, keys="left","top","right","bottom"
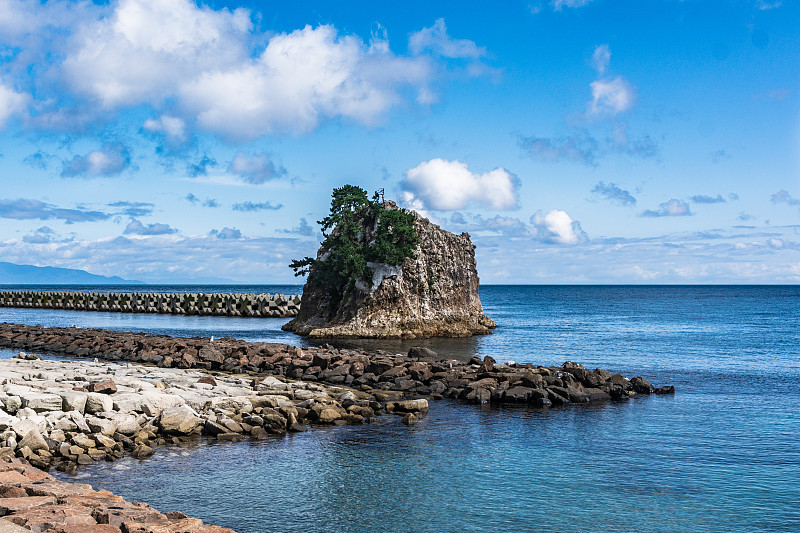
{"left": 283, "top": 203, "right": 496, "bottom": 338}
{"left": 0, "top": 459, "right": 235, "bottom": 532}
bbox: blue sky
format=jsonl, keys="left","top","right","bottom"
{"left": 0, "top": 0, "right": 798, "bottom": 283}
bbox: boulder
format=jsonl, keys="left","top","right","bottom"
{"left": 386, "top": 399, "right": 428, "bottom": 413}
{"left": 631, "top": 377, "right": 654, "bottom": 394}
{"left": 18, "top": 428, "right": 49, "bottom": 453}
{"left": 408, "top": 347, "right": 438, "bottom": 360}
{"left": 20, "top": 393, "right": 63, "bottom": 413}
{"left": 108, "top": 413, "right": 139, "bottom": 435}
{"left": 85, "top": 393, "right": 113, "bottom": 414}
{"left": 158, "top": 406, "right": 201, "bottom": 435}
{"left": 85, "top": 416, "right": 116, "bottom": 436}
{"left": 504, "top": 386, "right": 534, "bottom": 403}
{"left": 88, "top": 379, "right": 117, "bottom": 394}
{"left": 59, "top": 391, "right": 88, "bottom": 413}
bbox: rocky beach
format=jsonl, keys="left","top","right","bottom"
{"left": 0, "top": 320, "right": 674, "bottom": 531}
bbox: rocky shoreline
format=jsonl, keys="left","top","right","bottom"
{"left": 0, "top": 322, "right": 673, "bottom": 411}
{"left": 0, "top": 458, "right": 235, "bottom": 532}
{"left": 0, "top": 321, "right": 674, "bottom": 531}
{"left": 0, "top": 357, "right": 425, "bottom": 473}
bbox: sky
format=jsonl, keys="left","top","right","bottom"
{"left": 0, "top": 0, "right": 798, "bottom": 284}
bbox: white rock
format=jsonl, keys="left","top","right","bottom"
{"left": 85, "top": 415, "right": 116, "bottom": 436}
{"left": 209, "top": 396, "right": 253, "bottom": 414}
{"left": 158, "top": 405, "right": 201, "bottom": 435}
{"left": 85, "top": 393, "right": 113, "bottom": 414}
{"left": 109, "top": 413, "right": 139, "bottom": 435}
{"left": 59, "top": 391, "right": 88, "bottom": 413}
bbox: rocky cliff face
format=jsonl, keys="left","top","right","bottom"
{"left": 283, "top": 203, "right": 496, "bottom": 338}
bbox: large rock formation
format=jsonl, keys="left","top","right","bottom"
{"left": 283, "top": 202, "right": 496, "bottom": 338}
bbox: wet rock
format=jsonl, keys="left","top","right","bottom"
{"left": 631, "top": 377, "right": 655, "bottom": 394}
{"left": 504, "top": 386, "right": 534, "bottom": 403}
{"left": 408, "top": 347, "right": 437, "bottom": 360}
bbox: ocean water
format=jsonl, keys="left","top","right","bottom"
{"left": 2, "top": 285, "right": 799, "bottom": 532}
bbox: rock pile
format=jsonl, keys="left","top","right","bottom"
{"left": 0, "top": 459, "right": 235, "bottom": 532}
{"left": 0, "top": 323, "right": 673, "bottom": 413}
{"left": 0, "top": 358, "right": 428, "bottom": 473}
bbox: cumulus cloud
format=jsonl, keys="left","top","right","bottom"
{"left": 640, "top": 199, "right": 692, "bottom": 217}
{"left": 228, "top": 153, "right": 287, "bottom": 184}
{"left": 409, "top": 19, "right": 486, "bottom": 59}
{"left": 0, "top": 82, "right": 29, "bottom": 128}
{"left": 231, "top": 201, "right": 283, "bottom": 212}
{"left": 591, "top": 182, "right": 636, "bottom": 206}
{"left": 589, "top": 76, "right": 635, "bottom": 116}
{"left": 123, "top": 218, "right": 178, "bottom": 236}
{"left": 2, "top": 0, "right": 452, "bottom": 140}
{"left": 531, "top": 210, "right": 587, "bottom": 244}
{"left": 0, "top": 198, "right": 111, "bottom": 224}
{"left": 63, "top": 0, "right": 252, "bottom": 108}
{"left": 209, "top": 227, "right": 242, "bottom": 239}
{"left": 401, "top": 158, "right": 519, "bottom": 211}
{"left": 591, "top": 44, "right": 610, "bottom": 74}
{"left": 771, "top": 190, "right": 800, "bottom": 206}
{"left": 61, "top": 144, "right": 132, "bottom": 178}
{"left": 182, "top": 24, "right": 433, "bottom": 138}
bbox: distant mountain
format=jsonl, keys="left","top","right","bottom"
{"left": 0, "top": 262, "right": 144, "bottom": 285}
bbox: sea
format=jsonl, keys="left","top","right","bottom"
{"left": 1, "top": 285, "right": 798, "bottom": 532}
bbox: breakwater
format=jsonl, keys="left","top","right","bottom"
{"left": 0, "top": 290, "right": 301, "bottom": 318}
{"left": 0, "top": 322, "right": 674, "bottom": 407}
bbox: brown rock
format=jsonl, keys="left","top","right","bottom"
{"left": 88, "top": 379, "right": 118, "bottom": 394}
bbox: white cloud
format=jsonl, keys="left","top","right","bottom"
{"left": 180, "top": 24, "right": 432, "bottom": 139}
{"left": 123, "top": 218, "right": 178, "bottom": 236}
{"left": 409, "top": 18, "right": 486, "bottom": 59}
{"left": 589, "top": 76, "right": 635, "bottom": 115}
{"left": 228, "top": 153, "right": 287, "bottom": 184}
{"left": 0, "top": 82, "right": 29, "bottom": 128}
{"left": 63, "top": 0, "right": 252, "bottom": 108}
{"left": 591, "top": 44, "right": 610, "bottom": 74}
{"left": 640, "top": 199, "right": 693, "bottom": 218}
{"left": 143, "top": 114, "right": 188, "bottom": 145}
{"left": 61, "top": 144, "right": 132, "bottom": 178}
{"left": 531, "top": 209, "right": 586, "bottom": 244}
{"left": 5, "top": 0, "right": 442, "bottom": 140}
{"left": 401, "top": 158, "right": 520, "bottom": 211}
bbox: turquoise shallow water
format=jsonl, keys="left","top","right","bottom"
{"left": 2, "top": 285, "right": 799, "bottom": 532}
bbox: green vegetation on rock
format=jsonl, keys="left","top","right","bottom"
{"left": 290, "top": 185, "right": 419, "bottom": 302}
